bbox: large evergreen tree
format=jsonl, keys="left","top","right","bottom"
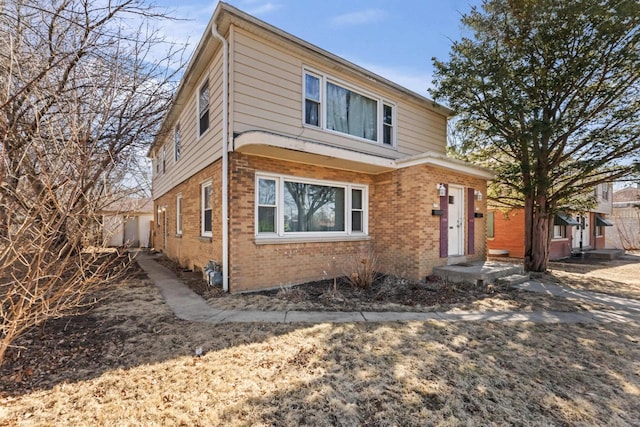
{"left": 431, "top": 0, "right": 640, "bottom": 271}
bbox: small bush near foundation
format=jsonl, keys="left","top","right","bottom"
{"left": 344, "top": 250, "right": 379, "bottom": 289}
{"left": 276, "top": 286, "right": 308, "bottom": 303}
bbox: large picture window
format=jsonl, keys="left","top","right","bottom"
{"left": 256, "top": 174, "right": 367, "bottom": 238}
{"left": 303, "top": 69, "right": 395, "bottom": 147}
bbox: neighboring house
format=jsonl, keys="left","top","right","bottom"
{"left": 606, "top": 186, "right": 640, "bottom": 250}
{"left": 101, "top": 198, "right": 153, "bottom": 248}
{"left": 148, "top": 2, "right": 493, "bottom": 292}
{"left": 487, "top": 183, "right": 614, "bottom": 259}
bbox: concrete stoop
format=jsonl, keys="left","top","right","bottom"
{"left": 582, "top": 249, "right": 625, "bottom": 260}
{"left": 496, "top": 274, "right": 531, "bottom": 286}
{"left": 432, "top": 261, "right": 524, "bottom": 286}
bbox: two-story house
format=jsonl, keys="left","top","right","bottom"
{"left": 487, "top": 182, "right": 614, "bottom": 260}
{"left": 149, "top": 2, "right": 493, "bottom": 292}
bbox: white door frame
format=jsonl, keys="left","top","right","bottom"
{"left": 572, "top": 213, "right": 590, "bottom": 250}
{"left": 447, "top": 185, "right": 465, "bottom": 256}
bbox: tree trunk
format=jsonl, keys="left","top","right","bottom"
{"left": 524, "top": 195, "right": 550, "bottom": 272}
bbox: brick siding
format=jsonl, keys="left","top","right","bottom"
{"left": 229, "top": 153, "right": 487, "bottom": 292}
{"left": 153, "top": 161, "right": 222, "bottom": 272}
{"left": 153, "top": 153, "right": 488, "bottom": 292}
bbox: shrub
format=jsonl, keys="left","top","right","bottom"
{"left": 343, "top": 250, "right": 379, "bottom": 289}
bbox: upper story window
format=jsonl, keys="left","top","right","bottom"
{"left": 198, "top": 79, "right": 210, "bottom": 136}
{"left": 305, "top": 73, "right": 320, "bottom": 126}
{"left": 256, "top": 173, "right": 368, "bottom": 239}
{"left": 174, "top": 123, "right": 181, "bottom": 162}
{"left": 303, "top": 69, "right": 395, "bottom": 147}
{"left": 161, "top": 145, "right": 166, "bottom": 174}
{"left": 601, "top": 184, "right": 609, "bottom": 201}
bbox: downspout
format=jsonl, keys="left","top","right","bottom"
{"left": 211, "top": 24, "right": 229, "bottom": 292}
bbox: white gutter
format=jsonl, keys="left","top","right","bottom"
{"left": 211, "top": 24, "right": 229, "bottom": 292}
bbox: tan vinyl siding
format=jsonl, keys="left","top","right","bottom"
{"left": 152, "top": 48, "right": 224, "bottom": 199}
{"left": 397, "top": 100, "right": 447, "bottom": 155}
{"left": 231, "top": 27, "right": 302, "bottom": 135}
{"left": 230, "top": 26, "right": 447, "bottom": 159}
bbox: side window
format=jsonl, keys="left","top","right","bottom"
{"left": 199, "top": 80, "right": 210, "bottom": 136}
{"left": 487, "top": 211, "right": 494, "bottom": 238}
{"left": 553, "top": 224, "right": 566, "bottom": 239}
{"left": 383, "top": 104, "right": 394, "bottom": 146}
{"left": 176, "top": 194, "right": 183, "bottom": 235}
{"left": 304, "top": 73, "right": 320, "bottom": 127}
{"left": 162, "top": 145, "right": 166, "bottom": 174}
{"left": 174, "top": 123, "right": 181, "bottom": 162}
{"left": 257, "top": 178, "right": 277, "bottom": 233}
{"left": 201, "top": 181, "right": 212, "bottom": 237}
{"left": 351, "top": 188, "right": 364, "bottom": 233}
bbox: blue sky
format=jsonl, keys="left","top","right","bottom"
{"left": 152, "top": 0, "right": 482, "bottom": 96}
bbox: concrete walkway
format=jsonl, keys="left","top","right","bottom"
{"left": 136, "top": 253, "right": 639, "bottom": 325}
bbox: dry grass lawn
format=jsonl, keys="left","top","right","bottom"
{"left": 546, "top": 252, "right": 640, "bottom": 300}
{"left": 1, "top": 256, "right": 639, "bottom": 426}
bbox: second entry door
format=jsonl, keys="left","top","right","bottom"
{"left": 448, "top": 186, "right": 465, "bottom": 256}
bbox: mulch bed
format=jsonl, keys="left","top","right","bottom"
{"left": 153, "top": 254, "right": 512, "bottom": 311}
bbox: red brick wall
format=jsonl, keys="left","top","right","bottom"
{"left": 487, "top": 209, "right": 525, "bottom": 258}
{"left": 549, "top": 238, "right": 571, "bottom": 260}
{"left": 488, "top": 208, "right": 574, "bottom": 260}
{"left": 153, "top": 161, "right": 222, "bottom": 272}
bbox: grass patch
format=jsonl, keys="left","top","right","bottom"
{"left": 1, "top": 254, "right": 638, "bottom": 425}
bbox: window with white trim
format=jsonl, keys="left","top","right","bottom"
{"left": 161, "top": 145, "right": 166, "bottom": 174}
{"left": 201, "top": 181, "right": 212, "bottom": 237}
{"left": 595, "top": 225, "right": 604, "bottom": 236}
{"left": 176, "top": 194, "right": 183, "bottom": 235}
{"left": 601, "top": 184, "right": 609, "bottom": 201}
{"left": 552, "top": 224, "right": 567, "bottom": 239}
{"left": 198, "top": 80, "right": 209, "bottom": 136}
{"left": 487, "top": 211, "right": 495, "bottom": 238}
{"left": 304, "top": 73, "right": 320, "bottom": 127}
{"left": 303, "top": 69, "right": 395, "bottom": 147}
{"left": 256, "top": 174, "right": 367, "bottom": 238}
{"left": 174, "top": 123, "right": 181, "bottom": 162}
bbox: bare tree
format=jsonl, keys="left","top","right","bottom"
{"left": 0, "top": 0, "right": 185, "bottom": 365}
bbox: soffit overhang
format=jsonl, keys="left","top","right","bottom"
{"left": 234, "top": 131, "right": 495, "bottom": 179}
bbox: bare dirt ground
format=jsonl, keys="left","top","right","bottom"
{"left": 1, "top": 254, "right": 639, "bottom": 425}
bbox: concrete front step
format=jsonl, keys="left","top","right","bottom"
{"left": 432, "top": 261, "right": 524, "bottom": 286}
{"left": 582, "top": 249, "right": 625, "bottom": 260}
{"left": 496, "top": 274, "right": 531, "bottom": 286}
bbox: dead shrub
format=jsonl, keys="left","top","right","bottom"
{"left": 276, "top": 286, "right": 308, "bottom": 303}
{"left": 343, "top": 250, "right": 380, "bottom": 289}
